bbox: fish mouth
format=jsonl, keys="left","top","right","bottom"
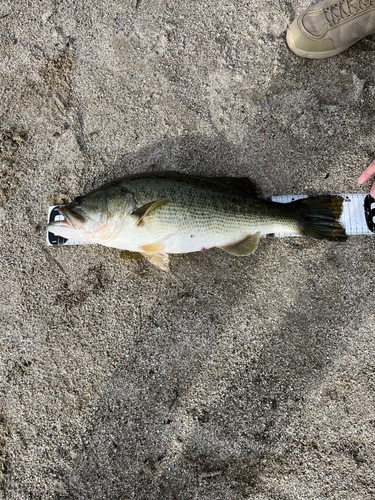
{"left": 47, "top": 205, "right": 86, "bottom": 240}
{"left": 57, "top": 206, "right": 86, "bottom": 229}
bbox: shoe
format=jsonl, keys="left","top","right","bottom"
{"left": 286, "top": 0, "right": 375, "bottom": 59}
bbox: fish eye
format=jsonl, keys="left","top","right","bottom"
{"left": 74, "top": 196, "right": 83, "bottom": 206}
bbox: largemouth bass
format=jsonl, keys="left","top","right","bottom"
{"left": 47, "top": 172, "right": 347, "bottom": 271}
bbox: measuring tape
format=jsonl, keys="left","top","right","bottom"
{"left": 264, "top": 193, "right": 375, "bottom": 238}
{"left": 46, "top": 193, "right": 375, "bottom": 246}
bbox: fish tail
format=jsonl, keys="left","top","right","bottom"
{"left": 292, "top": 196, "right": 347, "bottom": 241}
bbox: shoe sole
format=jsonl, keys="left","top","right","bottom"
{"left": 286, "top": 28, "right": 361, "bottom": 59}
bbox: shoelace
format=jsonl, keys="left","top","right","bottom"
{"left": 323, "top": 0, "right": 375, "bottom": 26}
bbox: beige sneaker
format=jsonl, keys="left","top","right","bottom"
{"left": 287, "top": 0, "right": 375, "bottom": 59}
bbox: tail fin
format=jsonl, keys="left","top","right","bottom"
{"left": 292, "top": 196, "right": 347, "bottom": 241}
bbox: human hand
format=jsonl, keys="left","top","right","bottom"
{"left": 358, "top": 160, "right": 375, "bottom": 197}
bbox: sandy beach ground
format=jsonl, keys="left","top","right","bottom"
{"left": 1, "top": 0, "right": 375, "bottom": 498}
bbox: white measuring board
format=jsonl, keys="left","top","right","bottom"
{"left": 263, "top": 193, "right": 375, "bottom": 238}
{"left": 46, "top": 193, "right": 375, "bottom": 246}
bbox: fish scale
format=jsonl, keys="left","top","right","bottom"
{"left": 118, "top": 179, "right": 294, "bottom": 253}
{"left": 47, "top": 172, "right": 347, "bottom": 271}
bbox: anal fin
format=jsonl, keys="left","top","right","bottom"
{"left": 220, "top": 232, "right": 260, "bottom": 256}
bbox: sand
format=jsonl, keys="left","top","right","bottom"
{"left": 1, "top": 0, "right": 375, "bottom": 498}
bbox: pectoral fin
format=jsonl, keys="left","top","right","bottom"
{"left": 139, "top": 242, "right": 169, "bottom": 271}
{"left": 133, "top": 200, "right": 170, "bottom": 226}
{"left": 220, "top": 232, "right": 260, "bottom": 256}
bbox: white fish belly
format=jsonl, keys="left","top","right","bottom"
{"left": 105, "top": 216, "right": 301, "bottom": 254}
{"left": 161, "top": 216, "right": 301, "bottom": 253}
{"left": 162, "top": 232, "right": 238, "bottom": 253}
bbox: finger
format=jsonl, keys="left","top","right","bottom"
{"left": 358, "top": 159, "right": 375, "bottom": 184}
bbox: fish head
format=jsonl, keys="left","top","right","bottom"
{"left": 48, "top": 185, "right": 136, "bottom": 243}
